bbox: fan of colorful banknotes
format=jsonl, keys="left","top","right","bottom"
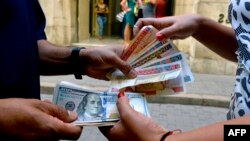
{"left": 53, "top": 25, "right": 194, "bottom": 126}
{"left": 107, "top": 25, "right": 194, "bottom": 95}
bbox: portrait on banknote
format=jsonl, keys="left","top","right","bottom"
{"left": 53, "top": 81, "right": 151, "bottom": 126}
{"left": 76, "top": 93, "right": 104, "bottom": 121}
{"left": 52, "top": 25, "right": 195, "bottom": 126}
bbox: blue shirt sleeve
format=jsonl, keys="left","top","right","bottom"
{"left": 35, "top": 0, "right": 47, "bottom": 40}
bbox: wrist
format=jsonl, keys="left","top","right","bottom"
{"left": 192, "top": 14, "right": 210, "bottom": 39}
{"left": 160, "top": 129, "right": 182, "bottom": 141}
{"left": 68, "top": 47, "right": 86, "bottom": 79}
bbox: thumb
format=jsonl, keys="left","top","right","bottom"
{"left": 116, "top": 92, "right": 137, "bottom": 119}
{"left": 112, "top": 56, "right": 137, "bottom": 79}
{"left": 43, "top": 102, "right": 78, "bottom": 123}
{"left": 116, "top": 92, "right": 148, "bottom": 134}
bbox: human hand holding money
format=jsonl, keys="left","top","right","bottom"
{"left": 53, "top": 81, "right": 150, "bottom": 126}
{"left": 108, "top": 25, "right": 194, "bottom": 95}
{"left": 52, "top": 26, "right": 194, "bottom": 127}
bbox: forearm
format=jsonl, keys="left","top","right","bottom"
{"left": 38, "top": 40, "right": 74, "bottom": 75}
{"left": 193, "top": 16, "right": 238, "bottom": 62}
{"left": 167, "top": 115, "right": 250, "bottom": 141}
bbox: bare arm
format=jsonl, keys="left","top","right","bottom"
{"left": 38, "top": 40, "right": 73, "bottom": 75}
{"left": 101, "top": 95, "right": 250, "bottom": 141}
{"left": 168, "top": 115, "right": 250, "bottom": 141}
{"left": 37, "top": 40, "right": 136, "bottom": 79}
{"left": 134, "top": 14, "right": 238, "bottom": 62}
{"left": 192, "top": 16, "right": 238, "bottom": 62}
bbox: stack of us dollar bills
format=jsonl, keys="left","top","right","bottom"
{"left": 107, "top": 25, "right": 194, "bottom": 95}
{"left": 53, "top": 25, "right": 194, "bottom": 126}
{"left": 53, "top": 81, "right": 150, "bottom": 126}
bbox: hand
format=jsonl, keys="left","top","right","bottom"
{"left": 79, "top": 45, "right": 137, "bottom": 80}
{"left": 0, "top": 98, "right": 82, "bottom": 140}
{"left": 99, "top": 93, "right": 167, "bottom": 141}
{"left": 133, "top": 14, "right": 202, "bottom": 40}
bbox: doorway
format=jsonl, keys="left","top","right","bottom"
{"left": 89, "top": 0, "right": 123, "bottom": 38}
{"left": 88, "top": 0, "right": 175, "bottom": 38}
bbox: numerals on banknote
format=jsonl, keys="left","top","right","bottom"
{"left": 108, "top": 25, "right": 194, "bottom": 95}
{"left": 53, "top": 25, "right": 194, "bottom": 126}
{"left": 53, "top": 81, "right": 150, "bottom": 126}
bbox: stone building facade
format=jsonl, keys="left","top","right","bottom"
{"left": 38, "top": 0, "right": 237, "bottom": 76}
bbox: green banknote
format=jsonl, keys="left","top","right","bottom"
{"left": 53, "top": 81, "right": 150, "bottom": 126}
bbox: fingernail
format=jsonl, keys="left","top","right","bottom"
{"left": 156, "top": 33, "right": 166, "bottom": 41}
{"left": 118, "top": 91, "right": 125, "bottom": 98}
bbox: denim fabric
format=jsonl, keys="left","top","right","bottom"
{"left": 97, "top": 15, "right": 107, "bottom": 37}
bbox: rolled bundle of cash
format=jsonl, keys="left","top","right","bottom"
{"left": 53, "top": 81, "right": 150, "bottom": 126}
{"left": 108, "top": 25, "right": 194, "bottom": 95}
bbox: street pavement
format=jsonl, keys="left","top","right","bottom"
{"left": 41, "top": 73, "right": 235, "bottom": 141}
{"left": 40, "top": 38, "right": 237, "bottom": 141}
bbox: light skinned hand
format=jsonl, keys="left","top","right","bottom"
{"left": 100, "top": 93, "right": 167, "bottom": 141}
{"left": 0, "top": 98, "right": 82, "bottom": 140}
{"left": 79, "top": 45, "right": 137, "bottom": 80}
{"left": 133, "top": 14, "right": 202, "bottom": 40}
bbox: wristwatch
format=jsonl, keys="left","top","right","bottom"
{"left": 69, "top": 47, "right": 86, "bottom": 79}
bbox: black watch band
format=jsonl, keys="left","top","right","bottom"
{"left": 69, "top": 47, "right": 86, "bottom": 79}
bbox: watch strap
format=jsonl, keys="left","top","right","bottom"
{"left": 69, "top": 47, "right": 86, "bottom": 79}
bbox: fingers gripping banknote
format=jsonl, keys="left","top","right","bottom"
{"left": 53, "top": 81, "right": 150, "bottom": 126}
{"left": 107, "top": 25, "right": 194, "bottom": 95}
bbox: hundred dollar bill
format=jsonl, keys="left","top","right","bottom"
{"left": 53, "top": 81, "right": 150, "bottom": 126}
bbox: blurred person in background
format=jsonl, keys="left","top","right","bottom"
{"left": 0, "top": 0, "right": 136, "bottom": 140}
{"left": 136, "top": 0, "right": 173, "bottom": 19}
{"left": 155, "top": 0, "right": 174, "bottom": 18}
{"left": 120, "top": 0, "right": 137, "bottom": 47}
{"left": 94, "top": 0, "right": 109, "bottom": 40}
{"left": 100, "top": 0, "right": 250, "bottom": 141}
{"left": 155, "top": 0, "right": 167, "bottom": 18}
{"left": 141, "top": 0, "right": 156, "bottom": 18}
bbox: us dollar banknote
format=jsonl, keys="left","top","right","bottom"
{"left": 53, "top": 81, "right": 150, "bottom": 126}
